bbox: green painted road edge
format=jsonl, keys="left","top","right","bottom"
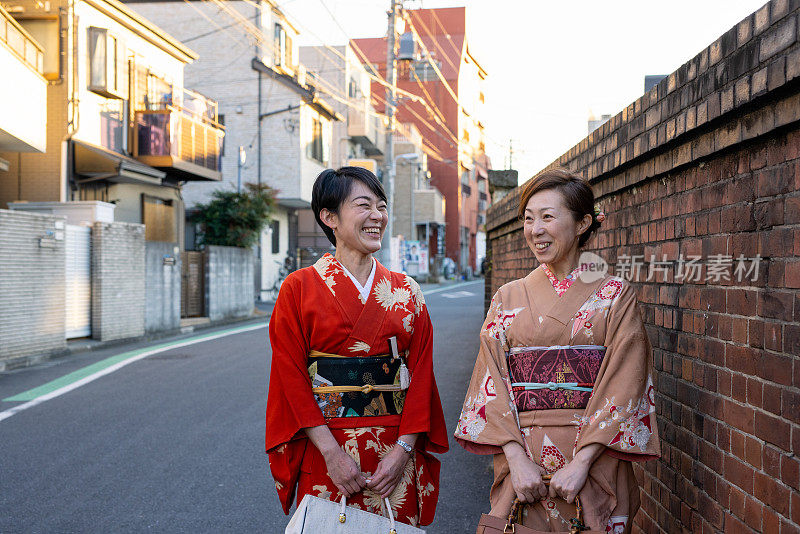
{"left": 3, "top": 322, "right": 266, "bottom": 402}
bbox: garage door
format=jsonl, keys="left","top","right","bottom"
{"left": 65, "top": 225, "right": 91, "bottom": 338}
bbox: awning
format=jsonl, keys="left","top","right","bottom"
{"left": 73, "top": 139, "right": 165, "bottom": 185}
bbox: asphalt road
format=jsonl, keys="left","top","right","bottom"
{"left": 0, "top": 280, "right": 492, "bottom": 533}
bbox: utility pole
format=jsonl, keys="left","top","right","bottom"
{"left": 509, "top": 138, "right": 513, "bottom": 169}
{"left": 382, "top": 0, "right": 401, "bottom": 267}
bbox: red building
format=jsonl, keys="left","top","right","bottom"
{"left": 353, "top": 7, "right": 490, "bottom": 274}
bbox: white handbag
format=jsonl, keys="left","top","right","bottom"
{"left": 285, "top": 494, "right": 425, "bottom": 534}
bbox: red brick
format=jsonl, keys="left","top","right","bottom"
{"left": 733, "top": 373, "right": 748, "bottom": 402}
{"left": 732, "top": 429, "right": 746, "bottom": 459}
{"left": 792, "top": 490, "right": 800, "bottom": 525}
{"left": 787, "top": 261, "right": 800, "bottom": 289}
{"left": 758, "top": 290, "right": 793, "bottom": 320}
{"left": 786, "top": 196, "right": 800, "bottom": 224}
{"left": 726, "top": 400, "right": 756, "bottom": 434}
{"left": 763, "top": 381, "right": 784, "bottom": 415}
{"left": 725, "top": 513, "right": 752, "bottom": 534}
{"left": 754, "top": 471, "right": 790, "bottom": 515}
{"left": 732, "top": 317, "right": 749, "bottom": 344}
{"left": 719, "top": 369, "right": 733, "bottom": 396}
{"left": 764, "top": 444, "right": 782, "bottom": 478}
{"left": 755, "top": 411, "right": 792, "bottom": 450}
{"left": 747, "top": 378, "right": 763, "bottom": 406}
{"left": 782, "top": 455, "right": 800, "bottom": 491}
{"left": 787, "top": 325, "right": 800, "bottom": 357}
{"left": 760, "top": 352, "right": 794, "bottom": 387}
{"left": 743, "top": 494, "right": 763, "bottom": 531}
{"left": 726, "top": 345, "right": 758, "bottom": 375}
{"left": 749, "top": 319, "right": 764, "bottom": 348}
{"left": 745, "top": 436, "right": 763, "bottom": 469}
{"left": 728, "top": 288, "right": 759, "bottom": 316}
{"left": 763, "top": 506, "right": 780, "bottom": 534}
{"left": 725, "top": 454, "right": 756, "bottom": 493}
{"left": 765, "top": 322, "right": 784, "bottom": 351}
{"left": 783, "top": 389, "right": 800, "bottom": 424}
{"left": 730, "top": 484, "right": 746, "bottom": 517}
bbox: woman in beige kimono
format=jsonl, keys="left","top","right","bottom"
{"left": 455, "top": 169, "right": 659, "bottom": 533}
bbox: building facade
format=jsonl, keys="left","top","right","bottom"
{"left": 0, "top": 0, "right": 223, "bottom": 247}
{"left": 353, "top": 6, "right": 490, "bottom": 275}
{"left": 126, "top": 0, "right": 340, "bottom": 299}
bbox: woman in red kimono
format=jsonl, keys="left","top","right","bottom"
{"left": 265, "top": 166, "right": 448, "bottom": 528}
{"left": 455, "top": 169, "right": 659, "bottom": 533}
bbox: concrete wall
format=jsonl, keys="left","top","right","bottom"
{"left": 92, "top": 221, "right": 145, "bottom": 341}
{"left": 206, "top": 245, "right": 253, "bottom": 321}
{"left": 145, "top": 241, "right": 181, "bottom": 334}
{"left": 485, "top": 1, "right": 800, "bottom": 532}
{"left": 0, "top": 210, "right": 66, "bottom": 369}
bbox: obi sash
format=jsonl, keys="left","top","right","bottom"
{"left": 307, "top": 351, "right": 406, "bottom": 418}
{"left": 507, "top": 345, "right": 606, "bottom": 411}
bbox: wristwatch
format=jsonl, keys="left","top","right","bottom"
{"left": 396, "top": 439, "right": 413, "bottom": 454}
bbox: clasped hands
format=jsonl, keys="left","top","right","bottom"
{"left": 504, "top": 444, "right": 591, "bottom": 504}
{"left": 323, "top": 443, "right": 411, "bottom": 499}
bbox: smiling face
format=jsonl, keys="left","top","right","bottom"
{"left": 523, "top": 188, "right": 591, "bottom": 276}
{"left": 320, "top": 180, "right": 387, "bottom": 257}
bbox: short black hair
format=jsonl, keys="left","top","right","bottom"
{"left": 311, "top": 166, "right": 387, "bottom": 246}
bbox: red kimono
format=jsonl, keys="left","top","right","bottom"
{"left": 265, "top": 254, "right": 448, "bottom": 527}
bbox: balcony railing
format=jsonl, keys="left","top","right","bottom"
{"left": 133, "top": 89, "right": 224, "bottom": 181}
{"left": 1, "top": 5, "right": 43, "bottom": 75}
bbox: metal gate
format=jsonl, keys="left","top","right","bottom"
{"left": 65, "top": 225, "right": 92, "bottom": 338}
{"left": 181, "top": 251, "right": 205, "bottom": 317}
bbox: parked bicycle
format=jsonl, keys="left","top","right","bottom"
{"left": 264, "top": 256, "right": 294, "bottom": 302}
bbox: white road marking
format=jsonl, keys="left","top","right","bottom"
{"left": 0, "top": 322, "right": 267, "bottom": 423}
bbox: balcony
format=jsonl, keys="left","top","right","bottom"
{"left": 133, "top": 88, "right": 224, "bottom": 181}
{"left": 0, "top": 5, "right": 46, "bottom": 153}
{"left": 347, "top": 107, "right": 383, "bottom": 156}
{"left": 414, "top": 187, "right": 445, "bottom": 226}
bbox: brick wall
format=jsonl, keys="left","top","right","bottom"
{"left": 485, "top": 1, "right": 800, "bottom": 532}
{"left": 205, "top": 245, "right": 254, "bottom": 322}
{"left": 91, "top": 221, "right": 145, "bottom": 342}
{"left": 0, "top": 210, "right": 66, "bottom": 369}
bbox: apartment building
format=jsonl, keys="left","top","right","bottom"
{"left": 0, "top": 4, "right": 47, "bottom": 168}
{"left": 353, "top": 6, "right": 491, "bottom": 275}
{"left": 126, "top": 0, "right": 341, "bottom": 299}
{"left": 0, "top": 0, "right": 223, "bottom": 247}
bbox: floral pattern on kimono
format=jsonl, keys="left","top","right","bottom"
{"left": 265, "top": 254, "right": 448, "bottom": 526}
{"left": 454, "top": 265, "right": 660, "bottom": 533}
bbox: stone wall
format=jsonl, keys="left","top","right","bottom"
{"left": 0, "top": 210, "right": 66, "bottom": 369}
{"left": 206, "top": 245, "right": 254, "bottom": 322}
{"left": 485, "top": 1, "right": 800, "bottom": 531}
{"left": 145, "top": 241, "right": 181, "bottom": 334}
{"left": 91, "top": 222, "right": 145, "bottom": 342}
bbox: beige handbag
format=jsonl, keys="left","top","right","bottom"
{"left": 286, "top": 494, "right": 425, "bottom": 534}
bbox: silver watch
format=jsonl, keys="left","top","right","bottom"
{"left": 396, "top": 439, "right": 413, "bottom": 454}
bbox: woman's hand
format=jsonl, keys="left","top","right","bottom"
{"left": 305, "top": 425, "right": 366, "bottom": 498}
{"left": 548, "top": 459, "right": 589, "bottom": 504}
{"left": 322, "top": 447, "right": 367, "bottom": 498}
{"left": 503, "top": 443, "right": 548, "bottom": 503}
{"left": 366, "top": 445, "right": 411, "bottom": 498}
{"left": 548, "top": 443, "right": 604, "bottom": 503}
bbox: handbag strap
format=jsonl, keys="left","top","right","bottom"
{"left": 338, "top": 496, "right": 398, "bottom": 534}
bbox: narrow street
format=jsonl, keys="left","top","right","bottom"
{"left": 0, "top": 281, "right": 491, "bottom": 533}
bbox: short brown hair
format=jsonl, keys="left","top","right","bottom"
{"left": 518, "top": 168, "right": 601, "bottom": 247}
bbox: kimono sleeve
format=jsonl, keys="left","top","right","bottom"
{"left": 265, "top": 277, "right": 325, "bottom": 452}
{"left": 454, "top": 289, "right": 526, "bottom": 455}
{"left": 265, "top": 276, "right": 325, "bottom": 513}
{"left": 575, "top": 282, "right": 661, "bottom": 462}
{"left": 397, "top": 300, "right": 449, "bottom": 454}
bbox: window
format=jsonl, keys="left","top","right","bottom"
{"left": 87, "top": 27, "right": 127, "bottom": 99}
{"left": 270, "top": 220, "right": 280, "bottom": 254}
{"left": 218, "top": 114, "right": 225, "bottom": 156}
{"left": 309, "top": 117, "right": 323, "bottom": 163}
{"left": 411, "top": 59, "right": 441, "bottom": 82}
{"left": 273, "top": 23, "right": 293, "bottom": 71}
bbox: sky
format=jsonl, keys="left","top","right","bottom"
{"left": 278, "top": 0, "right": 769, "bottom": 183}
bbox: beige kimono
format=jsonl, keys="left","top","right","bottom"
{"left": 455, "top": 266, "right": 660, "bottom": 533}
